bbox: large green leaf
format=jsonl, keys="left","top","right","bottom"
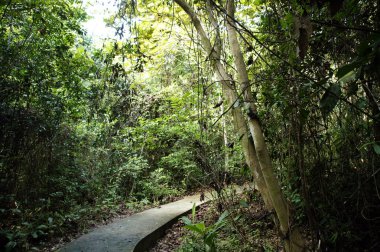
{"left": 336, "top": 62, "right": 360, "bottom": 79}
{"left": 180, "top": 216, "right": 192, "bottom": 226}
{"left": 183, "top": 222, "right": 206, "bottom": 234}
{"left": 320, "top": 84, "right": 341, "bottom": 117}
{"left": 373, "top": 144, "right": 380, "bottom": 155}
{"left": 338, "top": 70, "right": 357, "bottom": 84}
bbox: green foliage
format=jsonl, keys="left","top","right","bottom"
{"left": 142, "top": 168, "right": 182, "bottom": 201}
{"left": 320, "top": 84, "right": 341, "bottom": 117}
{"left": 248, "top": 0, "right": 380, "bottom": 249}
{"left": 1, "top": 0, "right": 379, "bottom": 251}
{"left": 0, "top": 0, "right": 230, "bottom": 249}
{"left": 180, "top": 204, "right": 229, "bottom": 252}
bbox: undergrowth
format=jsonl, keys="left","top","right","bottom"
{"left": 177, "top": 185, "right": 282, "bottom": 252}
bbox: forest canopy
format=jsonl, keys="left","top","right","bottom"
{"left": 0, "top": 0, "right": 379, "bottom": 251}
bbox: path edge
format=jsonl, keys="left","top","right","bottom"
{"left": 133, "top": 199, "right": 208, "bottom": 252}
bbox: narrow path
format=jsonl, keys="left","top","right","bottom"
{"left": 58, "top": 193, "right": 211, "bottom": 252}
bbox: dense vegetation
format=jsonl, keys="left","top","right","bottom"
{"left": 0, "top": 0, "right": 379, "bottom": 251}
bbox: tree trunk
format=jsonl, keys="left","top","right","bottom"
{"left": 225, "top": 88, "right": 274, "bottom": 210}
{"left": 225, "top": 1, "right": 305, "bottom": 251}
{"left": 173, "top": 0, "right": 273, "bottom": 211}
{"left": 220, "top": 100, "right": 229, "bottom": 169}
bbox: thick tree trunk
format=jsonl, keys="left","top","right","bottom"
{"left": 173, "top": 0, "right": 273, "bottom": 210}
{"left": 224, "top": 87, "right": 274, "bottom": 210}
{"left": 225, "top": 1, "right": 305, "bottom": 251}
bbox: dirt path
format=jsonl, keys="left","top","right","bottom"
{"left": 58, "top": 193, "right": 212, "bottom": 252}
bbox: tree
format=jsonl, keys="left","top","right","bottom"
{"left": 172, "top": 0, "right": 305, "bottom": 250}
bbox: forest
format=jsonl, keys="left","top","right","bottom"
{"left": 0, "top": 0, "right": 379, "bottom": 251}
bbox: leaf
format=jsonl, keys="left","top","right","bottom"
{"left": 320, "top": 84, "right": 341, "bottom": 117}
{"left": 36, "top": 225, "right": 48, "bottom": 230}
{"left": 336, "top": 62, "right": 360, "bottom": 79}
{"left": 204, "top": 233, "right": 217, "bottom": 247}
{"left": 233, "top": 100, "right": 240, "bottom": 108}
{"left": 180, "top": 216, "right": 192, "bottom": 225}
{"left": 239, "top": 200, "right": 249, "bottom": 208}
{"left": 5, "top": 241, "right": 17, "bottom": 249}
{"left": 191, "top": 203, "right": 196, "bottom": 222}
{"left": 194, "top": 222, "right": 206, "bottom": 232}
{"left": 214, "top": 210, "right": 229, "bottom": 228}
{"left": 356, "top": 98, "right": 367, "bottom": 109}
{"left": 183, "top": 222, "right": 206, "bottom": 234}
{"left": 37, "top": 230, "right": 46, "bottom": 235}
{"left": 373, "top": 144, "right": 380, "bottom": 155}
{"left": 338, "top": 70, "right": 357, "bottom": 84}
{"left": 11, "top": 209, "right": 21, "bottom": 214}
